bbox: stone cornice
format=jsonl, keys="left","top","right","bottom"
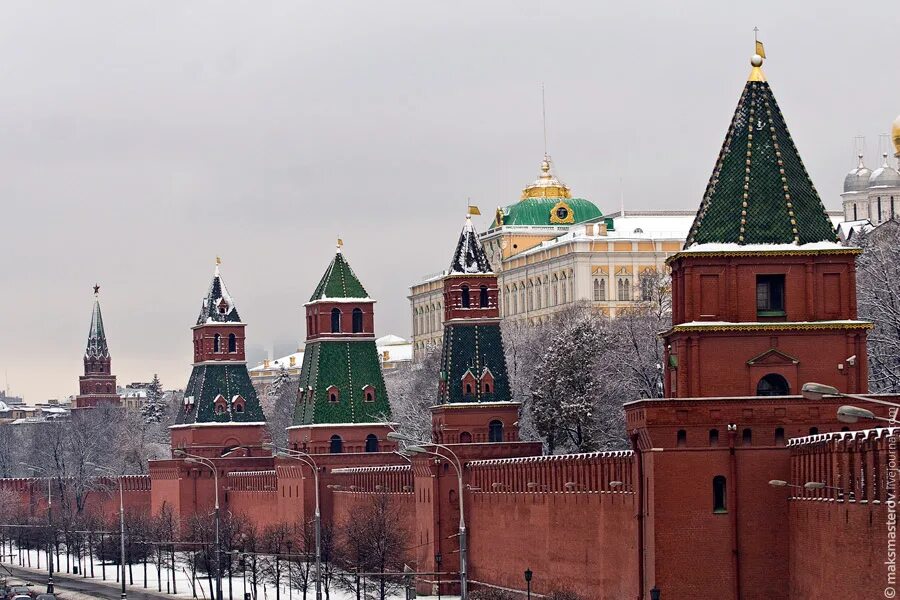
{"left": 664, "top": 320, "right": 873, "bottom": 336}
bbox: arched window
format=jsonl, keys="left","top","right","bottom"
{"left": 488, "top": 420, "right": 503, "bottom": 443}
{"left": 775, "top": 427, "right": 785, "bottom": 446}
{"left": 352, "top": 308, "right": 363, "bottom": 333}
{"left": 465, "top": 383, "right": 473, "bottom": 396}
{"left": 234, "top": 403, "right": 244, "bottom": 413}
{"left": 461, "top": 285, "right": 470, "bottom": 308}
{"left": 365, "top": 434, "right": 379, "bottom": 453}
{"left": 480, "top": 286, "right": 489, "bottom": 308}
{"left": 228, "top": 333, "right": 236, "bottom": 353}
{"left": 742, "top": 428, "right": 752, "bottom": 446}
{"left": 329, "top": 435, "right": 343, "bottom": 454}
{"left": 676, "top": 430, "right": 687, "bottom": 448}
{"left": 551, "top": 275, "right": 558, "bottom": 306}
{"left": 363, "top": 385, "right": 376, "bottom": 403}
{"left": 756, "top": 374, "right": 789, "bottom": 396}
{"left": 331, "top": 308, "right": 341, "bottom": 333}
{"left": 709, "top": 429, "right": 719, "bottom": 447}
{"left": 713, "top": 476, "right": 727, "bottom": 513}
{"left": 593, "top": 279, "right": 601, "bottom": 301}
{"left": 599, "top": 279, "right": 606, "bottom": 301}
{"left": 535, "top": 280, "right": 542, "bottom": 309}
{"left": 327, "top": 386, "right": 340, "bottom": 403}
{"left": 560, "top": 273, "right": 567, "bottom": 304}
{"left": 459, "top": 431, "right": 472, "bottom": 443}
{"left": 213, "top": 333, "right": 221, "bottom": 353}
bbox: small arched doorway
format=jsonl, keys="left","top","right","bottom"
{"left": 756, "top": 373, "right": 789, "bottom": 396}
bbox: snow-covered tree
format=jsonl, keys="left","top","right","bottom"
{"left": 147, "top": 373, "right": 164, "bottom": 404}
{"left": 529, "top": 304, "right": 613, "bottom": 453}
{"left": 384, "top": 347, "right": 441, "bottom": 443}
{"left": 501, "top": 319, "right": 548, "bottom": 442}
{"left": 264, "top": 365, "right": 298, "bottom": 449}
{"left": 855, "top": 222, "right": 900, "bottom": 392}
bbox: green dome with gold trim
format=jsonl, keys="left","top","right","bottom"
{"left": 491, "top": 156, "right": 602, "bottom": 228}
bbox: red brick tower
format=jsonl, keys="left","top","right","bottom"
{"left": 662, "top": 47, "right": 871, "bottom": 399}
{"left": 414, "top": 214, "right": 541, "bottom": 597}
{"left": 626, "top": 44, "right": 874, "bottom": 600}
{"left": 74, "top": 285, "right": 121, "bottom": 408}
{"left": 169, "top": 262, "right": 268, "bottom": 458}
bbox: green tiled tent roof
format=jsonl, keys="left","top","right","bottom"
{"left": 176, "top": 364, "right": 266, "bottom": 424}
{"left": 85, "top": 296, "right": 109, "bottom": 359}
{"left": 309, "top": 252, "right": 369, "bottom": 301}
{"left": 439, "top": 323, "right": 511, "bottom": 404}
{"left": 492, "top": 197, "right": 602, "bottom": 228}
{"left": 292, "top": 340, "right": 390, "bottom": 425}
{"left": 685, "top": 72, "right": 837, "bottom": 247}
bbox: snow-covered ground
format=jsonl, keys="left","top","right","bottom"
{"left": 2, "top": 546, "right": 458, "bottom": 600}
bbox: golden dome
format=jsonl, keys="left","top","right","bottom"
{"left": 892, "top": 114, "right": 900, "bottom": 157}
{"left": 521, "top": 155, "right": 571, "bottom": 200}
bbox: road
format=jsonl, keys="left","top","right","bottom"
{"left": 1, "top": 563, "right": 178, "bottom": 600}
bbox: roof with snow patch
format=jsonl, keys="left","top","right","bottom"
{"left": 449, "top": 217, "right": 493, "bottom": 275}
{"left": 197, "top": 266, "right": 241, "bottom": 325}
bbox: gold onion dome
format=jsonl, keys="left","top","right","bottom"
{"left": 521, "top": 155, "right": 571, "bottom": 199}
{"left": 893, "top": 114, "right": 900, "bottom": 157}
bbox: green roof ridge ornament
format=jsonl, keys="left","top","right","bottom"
{"left": 684, "top": 37, "right": 838, "bottom": 248}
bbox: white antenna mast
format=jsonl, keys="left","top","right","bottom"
{"left": 541, "top": 83, "right": 548, "bottom": 157}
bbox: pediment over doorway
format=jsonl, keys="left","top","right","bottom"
{"left": 746, "top": 348, "right": 799, "bottom": 366}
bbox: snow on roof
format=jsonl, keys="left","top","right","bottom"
{"left": 680, "top": 241, "right": 848, "bottom": 254}
{"left": 248, "top": 351, "right": 305, "bottom": 373}
{"left": 513, "top": 213, "right": 694, "bottom": 260}
{"left": 376, "top": 334, "right": 408, "bottom": 346}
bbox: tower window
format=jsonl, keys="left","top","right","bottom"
{"left": 329, "top": 435, "right": 343, "bottom": 454}
{"left": 775, "top": 427, "right": 785, "bottom": 446}
{"left": 363, "top": 385, "right": 376, "bottom": 403}
{"left": 756, "top": 275, "right": 785, "bottom": 315}
{"left": 742, "top": 428, "right": 752, "bottom": 446}
{"left": 488, "top": 420, "right": 503, "bottom": 442}
{"left": 365, "top": 434, "right": 379, "bottom": 453}
{"left": 479, "top": 286, "right": 489, "bottom": 308}
{"left": 327, "top": 386, "right": 340, "bottom": 403}
{"left": 713, "top": 476, "right": 727, "bottom": 513}
{"left": 459, "top": 431, "right": 472, "bottom": 443}
{"left": 331, "top": 308, "right": 341, "bottom": 333}
{"left": 676, "top": 429, "right": 687, "bottom": 447}
{"left": 465, "top": 383, "right": 473, "bottom": 395}
{"left": 709, "top": 429, "right": 719, "bottom": 447}
{"left": 352, "top": 308, "right": 363, "bottom": 333}
{"left": 461, "top": 285, "right": 470, "bottom": 308}
{"left": 213, "top": 333, "right": 221, "bottom": 353}
{"left": 228, "top": 333, "right": 236, "bottom": 353}
{"left": 757, "top": 373, "right": 789, "bottom": 396}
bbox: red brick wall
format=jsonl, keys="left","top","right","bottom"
{"left": 788, "top": 428, "right": 897, "bottom": 598}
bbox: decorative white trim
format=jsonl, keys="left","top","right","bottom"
{"left": 169, "top": 421, "right": 267, "bottom": 430}
{"left": 286, "top": 422, "right": 398, "bottom": 431}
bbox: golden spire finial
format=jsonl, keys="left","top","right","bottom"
{"left": 336, "top": 236, "right": 343, "bottom": 253}
{"left": 521, "top": 154, "right": 571, "bottom": 200}
{"left": 748, "top": 28, "right": 766, "bottom": 82}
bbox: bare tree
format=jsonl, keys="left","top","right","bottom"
{"left": 335, "top": 494, "right": 410, "bottom": 600}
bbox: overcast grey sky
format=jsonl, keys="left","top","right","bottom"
{"left": 1, "top": 1, "right": 897, "bottom": 403}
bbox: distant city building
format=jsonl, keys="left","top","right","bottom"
{"left": 0, "top": 391, "right": 24, "bottom": 406}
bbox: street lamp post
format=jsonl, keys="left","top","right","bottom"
{"left": 264, "top": 444, "right": 322, "bottom": 600}
{"left": 801, "top": 382, "right": 900, "bottom": 424}
{"left": 88, "top": 462, "right": 128, "bottom": 600}
{"left": 387, "top": 432, "right": 469, "bottom": 600}
{"left": 524, "top": 568, "right": 532, "bottom": 600}
{"left": 174, "top": 450, "right": 223, "bottom": 600}
{"left": 22, "top": 464, "right": 53, "bottom": 594}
